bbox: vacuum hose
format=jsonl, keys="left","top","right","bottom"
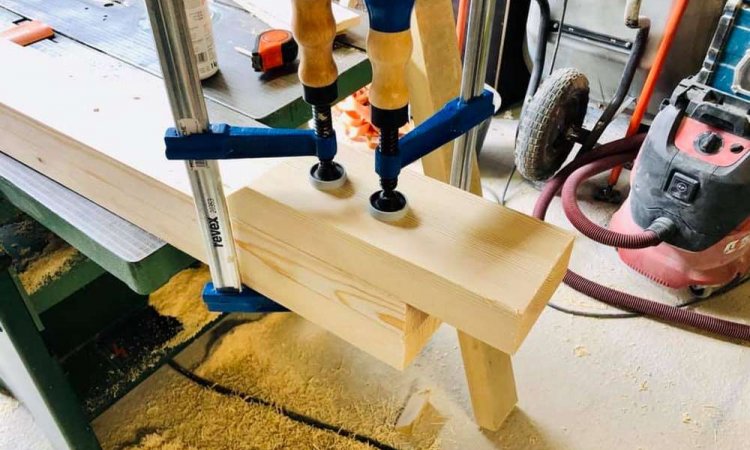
{"left": 561, "top": 152, "right": 666, "bottom": 248}
{"left": 534, "top": 135, "right": 750, "bottom": 341}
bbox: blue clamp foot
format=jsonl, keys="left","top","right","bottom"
{"left": 202, "top": 282, "right": 289, "bottom": 313}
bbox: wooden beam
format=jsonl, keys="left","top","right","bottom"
{"left": 0, "top": 42, "right": 432, "bottom": 368}
{"left": 231, "top": 152, "right": 571, "bottom": 354}
{"left": 407, "top": 0, "right": 482, "bottom": 193}
{"left": 408, "top": 0, "right": 518, "bottom": 430}
{"left": 458, "top": 332, "right": 518, "bottom": 429}
{"left": 395, "top": 389, "right": 440, "bottom": 435}
{"left": 234, "top": 0, "right": 361, "bottom": 34}
{"left": 0, "top": 42, "right": 572, "bottom": 370}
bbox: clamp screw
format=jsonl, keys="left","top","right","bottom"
{"left": 309, "top": 104, "right": 346, "bottom": 190}
{"left": 369, "top": 127, "right": 408, "bottom": 220}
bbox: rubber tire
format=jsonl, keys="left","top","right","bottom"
{"left": 515, "top": 68, "right": 590, "bottom": 181}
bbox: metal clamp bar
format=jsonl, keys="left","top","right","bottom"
{"left": 450, "top": 0, "right": 497, "bottom": 190}
{"left": 145, "top": 0, "right": 242, "bottom": 292}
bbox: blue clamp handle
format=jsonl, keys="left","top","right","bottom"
{"left": 375, "top": 90, "right": 495, "bottom": 180}
{"left": 164, "top": 123, "right": 336, "bottom": 162}
{"left": 202, "top": 282, "right": 289, "bottom": 313}
{"left": 365, "top": 0, "right": 416, "bottom": 32}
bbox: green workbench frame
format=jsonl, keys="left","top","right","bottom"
{"left": 0, "top": 176, "right": 195, "bottom": 299}
{"left": 0, "top": 254, "right": 102, "bottom": 450}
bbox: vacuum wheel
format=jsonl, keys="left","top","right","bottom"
{"left": 515, "top": 68, "right": 590, "bottom": 181}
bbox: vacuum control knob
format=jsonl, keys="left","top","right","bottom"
{"left": 694, "top": 131, "right": 723, "bottom": 154}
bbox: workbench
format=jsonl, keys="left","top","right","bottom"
{"left": 0, "top": 1, "right": 369, "bottom": 448}
{"left": 0, "top": 0, "right": 578, "bottom": 448}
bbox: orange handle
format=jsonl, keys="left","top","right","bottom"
{"left": 608, "top": 0, "right": 690, "bottom": 186}
{"left": 0, "top": 20, "right": 54, "bottom": 46}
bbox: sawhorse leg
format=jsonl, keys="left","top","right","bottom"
{"left": 458, "top": 332, "right": 517, "bottom": 429}
{"left": 408, "top": 0, "right": 517, "bottom": 430}
{"left": 0, "top": 253, "right": 100, "bottom": 449}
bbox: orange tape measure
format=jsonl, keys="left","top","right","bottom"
{"left": 251, "top": 29, "right": 298, "bottom": 72}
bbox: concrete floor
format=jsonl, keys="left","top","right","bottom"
{"left": 2, "top": 117, "right": 749, "bottom": 449}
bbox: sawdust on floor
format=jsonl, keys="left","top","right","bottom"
{"left": 96, "top": 314, "right": 441, "bottom": 450}
{"left": 81, "top": 266, "right": 220, "bottom": 414}
{"left": 18, "top": 243, "right": 81, "bottom": 294}
{"left": 124, "top": 433, "right": 196, "bottom": 450}
{"left": 148, "top": 265, "right": 219, "bottom": 347}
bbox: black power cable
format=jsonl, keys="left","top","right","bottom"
{"left": 167, "top": 361, "right": 401, "bottom": 450}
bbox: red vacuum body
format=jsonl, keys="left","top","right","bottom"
{"left": 610, "top": 80, "right": 750, "bottom": 290}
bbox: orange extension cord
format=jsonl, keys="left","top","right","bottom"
{"left": 456, "top": 0, "right": 470, "bottom": 53}
{"left": 607, "top": 0, "right": 690, "bottom": 187}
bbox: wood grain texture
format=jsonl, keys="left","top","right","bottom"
{"left": 409, "top": 0, "right": 517, "bottom": 430}
{"left": 458, "top": 332, "right": 518, "bottom": 429}
{"left": 291, "top": 0, "right": 338, "bottom": 88}
{"left": 235, "top": 0, "right": 361, "bottom": 34}
{"left": 231, "top": 151, "right": 572, "bottom": 354}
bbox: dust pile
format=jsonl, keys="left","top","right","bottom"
{"left": 124, "top": 434, "right": 196, "bottom": 450}
{"left": 96, "top": 314, "right": 441, "bottom": 450}
{"left": 18, "top": 243, "right": 81, "bottom": 294}
{"left": 148, "top": 265, "right": 219, "bottom": 346}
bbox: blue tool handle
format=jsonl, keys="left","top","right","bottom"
{"left": 165, "top": 123, "right": 323, "bottom": 160}
{"left": 375, "top": 90, "right": 495, "bottom": 179}
{"left": 202, "top": 282, "right": 289, "bottom": 313}
{"left": 364, "top": 0, "right": 416, "bottom": 32}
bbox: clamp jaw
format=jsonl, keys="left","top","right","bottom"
{"left": 203, "top": 283, "right": 288, "bottom": 313}
{"left": 164, "top": 0, "right": 346, "bottom": 192}
{"left": 165, "top": 123, "right": 339, "bottom": 190}
{"left": 374, "top": 92, "right": 495, "bottom": 196}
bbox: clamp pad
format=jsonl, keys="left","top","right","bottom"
{"left": 202, "top": 282, "right": 288, "bottom": 313}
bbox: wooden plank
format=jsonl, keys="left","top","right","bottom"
{"left": 230, "top": 151, "right": 572, "bottom": 354}
{"left": 234, "top": 0, "right": 361, "bottom": 34}
{"left": 0, "top": 41, "right": 431, "bottom": 369}
{"left": 409, "top": 0, "right": 518, "bottom": 430}
{"left": 0, "top": 41, "right": 572, "bottom": 366}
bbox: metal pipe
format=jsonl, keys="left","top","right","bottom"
{"left": 450, "top": 0, "right": 496, "bottom": 190}
{"left": 624, "top": 0, "right": 643, "bottom": 28}
{"left": 525, "top": 0, "right": 551, "bottom": 106}
{"left": 145, "top": 0, "right": 242, "bottom": 292}
{"left": 578, "top": 20, "right": 650, "bottom": 154}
